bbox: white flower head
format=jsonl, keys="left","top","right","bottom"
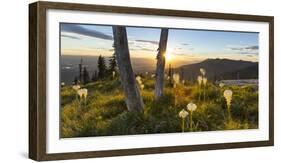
{"left": 200, "top": 68, "right": 206, "bottom": 76}
{"left": 179, "top": 109, "right": 189, "bottom": 118}
{"left": 151, "top": 74, "right": 155, "bottom": 78}
{"left": 72, "top": 85, "right": 80, "bottom": 91}
{"left": 61, "top": 82, "right": 65, "bottom": 86}
{"left": 112, "top": 71, "right": 116, "bottom": 78}
{"left": 140, "top": 84, "right": 144, "bottom": 90}
{"left": 197, "top": 75, "right": 203, "bottom": 86}
{"left": 187, "top": 102, "right": 197, "bottom": 112}
{"left": 77, "top": 88, "right": 88, "bottom": 99}
{"left": 136, "top": 76, "right": 142, "bottom": 85}
{"left": 203, "top": 77, "right": 207, "bottom": 86}
{"left": 173, "top": 73, "right": 180, "bottom": 84}
{"left": 219, "top": 83, "right": 225, "bottom": 88}
{"left": 224, "top": 89, "right": 233, "bottom": 108}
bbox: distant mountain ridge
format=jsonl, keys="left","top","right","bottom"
{"left": 61, "top": 56, "right": 258, "bottom": 84}
{"left": 176, "top": 58, "right": 258, "bottom": 81}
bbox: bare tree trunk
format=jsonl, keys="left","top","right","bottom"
{"left": 155, "top": 29, "right": 169, "bottom": 99}
{"left": 112, "top": 26, "right": 144, "bottom": 112}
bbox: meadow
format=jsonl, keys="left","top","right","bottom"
{"left": 60, "top": 70, "right": 258, "bottom": 138}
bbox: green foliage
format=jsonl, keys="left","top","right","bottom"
{"left": 109, "top": 52, "right": 117, "bottom": 72}
{"left": 61, "top": 75, "right": 259, "bottom": 138}
{"left": 83, "top": 67, "right": 90, "bottom": 84}
{"left": 97, "top": 55, "right": 107, "bottom": 79}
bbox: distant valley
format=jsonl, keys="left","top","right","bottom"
{"left": 61, "top": 55, "right": 258, "bottom": 84}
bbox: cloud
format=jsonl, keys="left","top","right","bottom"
{"left": 247, "top": 54, "right": 255, "bottom": 57}
{"left": 228, "top": 45, "right": 259, "bottom": 51}
{"left": 134, "top": 39, "right": 159, "bottom": 45}
{"left": 175, "top": 47, "right": 182, "bottom": 50}
{"left": 229, "top": 47, "right": 244, "bottom": 51}
{"left": 61, "top": 24, "right": 113, "bottom": 40}
{"left": 245, "top": 45, "right": 259, "bottom": 50}
{"left": 181, "top": 43, "right": 189, "bottom": 46}
{"left": 140, "top": 48, "right": 154, "bottom": 51}
{"left": 128, "top": 39, "right": 158, "bottom": 52}
{"left": 227, "top": 45, "right": 259, "bottom": 55}
{"left": 61, "top": 34, "right": 81, "bottom": 40}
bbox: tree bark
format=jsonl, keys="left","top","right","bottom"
{"left": 112, "top": 26, "right": 144, "bottom": 112}
{"left": 155, "top": 29, "right": 169, "bottom": 99}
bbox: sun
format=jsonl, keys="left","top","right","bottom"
{"left": 165, "top": 50, "right": 173, "bottom": 62}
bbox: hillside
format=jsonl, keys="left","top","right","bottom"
{"left": 61, "top": 74, "right": 258, "bottom": 138}
{"left": 176, "top": 59, "right": 258, "bottom": 81}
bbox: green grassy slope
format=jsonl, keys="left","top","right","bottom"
{"left": 61, "top": 76, "right": 258, "bottom": 138}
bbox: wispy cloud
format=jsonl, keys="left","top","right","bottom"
{"left": 181, "top": 43, "right": 189, "bottom": 46}
{"left": 227, "top": 45, "right": 259, "bottom": 55}
{"left": 245, "top": 45, "right": 258, "bottom": 50}
{"left": 140, "top": 48, "right": 155, "bottom": 51}
{"left": 61, "top": 24, "right": 113, "bottom": 40}
{"left": 61, "top": 34, "right": 81, "bottom": 40}
{"left": 134, "top": 39, "right": 159, "bottom": 45}
{"left": 247, "top": 54, "right": 255, "bottom": 57}
{"left": 128, "top": 39, "right": 158, "bottom": 52}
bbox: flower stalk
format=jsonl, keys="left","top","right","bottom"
{"left": 179, "top": 109, "right": 188, "bottom": 132}
{"left": 187, "top": 102, "right": 197, "bottom": 131}
{"left": 224, "top": 89, "right": 233, "bottom": 122}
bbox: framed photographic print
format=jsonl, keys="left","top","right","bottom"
{"left": 29, "top": 1, "right": 274, "bottom": 161}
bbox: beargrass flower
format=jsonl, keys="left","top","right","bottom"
{"left": 187, "top": 102, "right": 197, "bottom": 130}
{"left": 179, "top": 109, "right": 189, "bottom": 118}
{"left": 140, "top": 84, "right": 144, "bottom": 90}
{"left": 187, "top": 102, "right": 197, "bottom": 112}
{"left": 173, "top": 73, "right": 180, "bottom": 84}
{"left": 219, "top": 83, "right": 225, "bottom": 88}
{"left": 200, "top": 68, "right": 206, "bottom": 76}
{"left": 197, "top": 76, "right": 203, "bottom": 86}
{"left": 136, "top": 76, "right": 142, "bottom": 85}
{"left": 77, "top": 88, "right": 88, "bottom": 99}
{"left": 112, "top": 71, "right": 116, "bottom": 78}
{"left": 224, "top": 89, "right": 233, "bottom": 121}
{"left": 72, "top": 85, "right": 80, "bottom": 91}
{"left": 179, "top": 109, "right": 189, "bottom": 132}
{"left": 202, "top": 77, "right": 207, "bottom": 101}
{"left": 224, "top": 89, "right": 233, "bottom": 108}
{"left": 203, "top": 77, "right": 207, "bottom": 86}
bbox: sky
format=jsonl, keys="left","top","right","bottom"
{"left": 60, "top": 23, "right": 259, "bottom": 65}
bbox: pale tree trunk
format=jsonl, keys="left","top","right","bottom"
{"left": 112, "top": 26, "right": 144, "bottom": 112}
{"left": 155, "top": 29, "right": 169, "bottom": 99}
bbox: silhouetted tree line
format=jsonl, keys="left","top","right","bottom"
{"left": 74, "top": 51, "right": 117, "bottom": 85}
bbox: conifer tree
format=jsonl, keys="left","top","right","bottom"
{"left": 73, "top": 77, "right": 78, "bottom": 85}
{"left": 97, "top": 55, "right": 107, "bottom": 79}
{"left": 91, "top": 70, "right": 98, "bottom": 81}
{"left": 83, "top": 67, "right": 90, "bottom": 84}
{"left": 109, "top": 52, "right": 117, "bottom": 73}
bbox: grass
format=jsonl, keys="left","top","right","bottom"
{"left": 60, "top": 76, "right": 258, "bottom": 138}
